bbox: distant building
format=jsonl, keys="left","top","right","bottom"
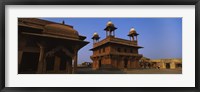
{"left": 18, "top": 18, "right": 89, "bottom": 74}
{"left": 139, "top": 57, "right": 182, "bottom": 69}
{"left": 79, "top": 62, "right": 92, "bottom": 68}
{"left": 90, "top": 21, "right": 143, "bottom": 70}
{"left": 150, "top": 58, "right": 182, "bottom": 69}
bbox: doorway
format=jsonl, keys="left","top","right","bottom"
{"left": 166, "top": 63, "right": 170, "bottom": 69}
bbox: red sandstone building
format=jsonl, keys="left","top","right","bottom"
{"left": 90, "top": 21, "right": 143, "bottom": 70}
{"left": 18, "top": 18, "right": 89, "bottom": 74}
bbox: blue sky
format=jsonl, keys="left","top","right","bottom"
{"left": 41, "top": 18, "right": 182, "bottom": 64}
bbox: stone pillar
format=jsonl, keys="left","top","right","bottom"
{"left": 170, "top": 62, "right": 176, "bottom": 69}
{"left": 37, "top": 46, "right": 45, "bottom": 73}
{"left": 54, "top": 56, "right": 61, "bottom": 73}
{"left": 132, "top": 36, "right": 134, "bottom": 41}
{"left": 73, "top": 50, "right": 78, "bottom": 73}
{"left": 106, "top": 31, "right": 108, "bottom": 37}
{"left": 161, "top": 61, "right": 166, "bottom": 69}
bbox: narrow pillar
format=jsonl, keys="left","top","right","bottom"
{"left": 37, "top": 46, "right": 45, "bottom": 73}
{"left": 106, "top": 31, "right": 108, "bottom": 37}
{"left": 54, "top": 56, "right": 61, "bottom": 73}
{"left": 113, "top": 31, "right": 115, "bottom": 37}
{"left": 73, "top": 51, "right": 78, "bottom": 73}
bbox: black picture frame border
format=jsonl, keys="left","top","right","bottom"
{"left": 0, "top": 0, "right": 199, "bottom": 92}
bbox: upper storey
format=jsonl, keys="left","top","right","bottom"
{"left": 91, "top": 21, "right": 143, "bottom": 50}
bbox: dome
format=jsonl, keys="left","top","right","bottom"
{"left": 129, "top": 27, "right": 137, "bottom": 34}
{"left": 92, "top": 32, "right": 100, "bottom": 39}
{"left": 106, "top": 21, "right": 114, "bottom": 26}
{"left": 44, "top": 24, "right": 79, "bottom": 39}
{"left": 130, "top": 27, "right": 135, "bottom": 32}
{"left": 93, "top": 32, "right": 99, "bottom": 36}
{"left": 128, "top": 27, "right": 139, "bottom": 36}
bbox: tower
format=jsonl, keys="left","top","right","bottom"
{"left": 104, "top": 21, "right": 117, "bottom": 37}
{"left": 92, "top": 32, "right": 100, "bottom": 43}
{"left": 128, "top": 27, "right": 139, "bottom": 41}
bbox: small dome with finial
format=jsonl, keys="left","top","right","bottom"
{"left": 106, "top": 20, "right": 114, "bottom": 26}
{"left": 92, "top": 32, "right": 100, "bottom": 40}
{"left": 93, "top": 32, "right": 98, "bottom": 36}
{"left": 128, "top": 27, "right": 139, "bottom": 36}
{"left": 130, "top": 27, "right": 135, "bottom": 32}
{"left": 129, "top": 27, "right": 137, "bottom": 34}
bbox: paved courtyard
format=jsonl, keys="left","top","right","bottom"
{"left": 76, "top": 68, "right": 182, "bottom": 74}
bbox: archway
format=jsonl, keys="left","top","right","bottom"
{"left": 45, "top": 47, "right": 73, "bottom": 73}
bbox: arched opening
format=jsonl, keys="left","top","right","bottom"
{"left": 45, "top": 47, "right": 73, "bottom": 73}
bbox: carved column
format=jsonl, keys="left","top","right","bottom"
{"left": 37, "top": 45, "right": 45, "bottom": 74}
{"left": 73, "top": 48, "right": 78, "bottom": 73}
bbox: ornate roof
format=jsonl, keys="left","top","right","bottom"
{"left": 44, "top": 24, "right": 79, "bottom": 39}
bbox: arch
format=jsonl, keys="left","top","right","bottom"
{"left": 45, "top": 47, "right": 73, "bottom": 73}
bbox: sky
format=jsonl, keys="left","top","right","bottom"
{"left": 41, "top": 18, "right": 182, "bottom": 64}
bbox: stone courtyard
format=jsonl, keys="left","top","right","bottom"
{"left": 76, "top": 68, "right": 182, "bottom": 74}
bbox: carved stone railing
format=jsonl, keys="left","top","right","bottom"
{"left": 93, "top": 36, "right": 137, "bottom": 48}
